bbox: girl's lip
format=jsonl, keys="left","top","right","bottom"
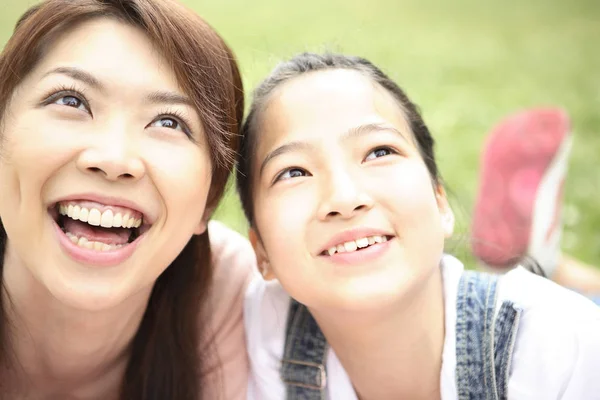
{"left": 52, "top": 217, "right": 146, "bottom": 267}
{"left": 318, "top": 228, "right": 394, "bottom": 255}
{"left": 320, "top": 237, "right": 394, "bottom": 266}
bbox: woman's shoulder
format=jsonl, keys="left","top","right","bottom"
{"left": 499, "top": 267, "right": 600, "bottom": 398}
{"left": 198, "top": 220, "right": 258, "bottom": 399}
{"left": 204, "top": 220, "right": 258, "bottom": 334}
{"left": 208, "top": 220, "right": 257, "bottom": 297}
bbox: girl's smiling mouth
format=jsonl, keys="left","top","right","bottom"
{"left": 48, "top": 198, "right": 153, "bottom": 267}
{"left": 318, "top": 228, "right": 396, "bottom": 266}
{"left": 321, "top": 234, "right": 394, "bottom": 256}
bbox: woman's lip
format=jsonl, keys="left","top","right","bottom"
{"left": 319, "top": 237, "right": 394, "bottom": 266}
{"left": 50, "top": 193, "right": 155, "bottom": 225}
{"left": 52, "top": 217, "right": 146, "bottom": 267}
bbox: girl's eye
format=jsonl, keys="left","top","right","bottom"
{"left": 53, "top": 94, "right": 89, "bottom": 113}
{"left": 365, "top": 147, "right": 394, "bottom": 161}
{"left": 275, "top": 167, "right": 309, "bottom": 183}
{"left": 150, "top": 117, "right": 183, "bottom": 131}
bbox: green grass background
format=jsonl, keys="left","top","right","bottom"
{"left": 2, "top": 0, "right": 599, "bottom": 268}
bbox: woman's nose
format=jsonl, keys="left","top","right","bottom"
{"left": 76, "top": 132, "right": 145, "bottom": 182}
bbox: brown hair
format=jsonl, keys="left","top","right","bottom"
{"left": 0, "top": 1, "right": 244, "bottom": 399}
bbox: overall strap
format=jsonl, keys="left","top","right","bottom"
{"left": 492, "top": 301, "right": 522, "bottom": 399}
{"left": 281, "top": 299, "right": 329, "bottom": 400}
{"left": 455, "top": 271, "right": 521, "bottom": 400}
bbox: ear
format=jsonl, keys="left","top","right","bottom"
{"left": 193, "top": 215, "right": 209, "bottom": 235}
{"left": 193, "top": 206, "right": 215, "bottom": 235}
{"left": 435, "top": 184, "right": 454, "bottom": 238}
{"left": 249, "top": 228, "right": 276, "bottom": 280}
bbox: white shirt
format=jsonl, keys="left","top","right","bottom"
{"left": 244, "top": 255, "right": 600, "bottom": 399}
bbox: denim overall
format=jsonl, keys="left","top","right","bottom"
{"left": 280, "top": 271, "right": 522, "bottom": 400}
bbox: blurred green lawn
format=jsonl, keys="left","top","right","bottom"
{"left": 2, "top": 0, "right": 599, "bottom": 268}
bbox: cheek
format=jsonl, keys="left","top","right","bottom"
{"left": 2, "top": 81, "right": 76, "bottom": 167}
{"left": 376, "top": 163, "right": 444, "bottom": 237}
{"left": 255, "top": 192, "right": 315, "bottom": 301}
{"left": 3, "top": 112, "right": 62, "bottom": 163}
{"left": 147, "top": 142, "right": 212, "bottom": 213}
{"left": 255, "top": 186, "right": 316, "bottom": 259}
{"left": 0, "top": 112, "right": 78, "bottom": 202}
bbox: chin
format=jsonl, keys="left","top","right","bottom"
{"left": 311, "top": 271, "right": 429, "bottom": 313}
{"left": 44, "top": 274, "right": 147, "bottom": 312}
{"left": 332, "top": 288, "right": 406, "bottom": 313}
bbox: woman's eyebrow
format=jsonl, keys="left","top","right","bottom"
{"left": 43, "top": 67, "right": 193, "bottom": 107}
{"left": 145, "top": 91, "right": 193, "bottom": 107}
{"left": 44, "top": 66, "right": 103, "bottom": 90}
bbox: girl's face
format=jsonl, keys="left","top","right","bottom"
{"left": 0, "top": 18, "right": 212, "bottom": 310}
{"left": 251, "top": 69, "right": 454, "bottom": 312}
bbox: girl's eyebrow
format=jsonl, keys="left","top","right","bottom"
{"left": 259, "top": 141, "right": 313, "bottom": 177}
{"left": 345, "top": 122, "right": 409, "bottom": 143}
{"left": 258, "top": 123, "right": 409, "bottom": 177}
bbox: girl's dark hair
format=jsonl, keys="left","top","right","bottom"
{"left": 236, "top": 52, "right": 438, "bottom": 225}
{"left": 0, "top": 1, "right": 244, "bottom": 399}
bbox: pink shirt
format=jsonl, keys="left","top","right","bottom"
{"left": 201, "top": 221, "right": 257, "bottom": 399}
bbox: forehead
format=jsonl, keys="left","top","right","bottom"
{"left": 30, "top": 17, "right": 180, "bottom": 93}
{"left": 259, "top": 69, "right": 412, "bottom": 145}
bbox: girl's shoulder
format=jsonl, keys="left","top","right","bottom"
{"left": 442, "top": 255, "right": 600, "bottom": 398}
{"left": 244, "top": 272, "right": 291, "bottom": 356}
{"left": 498, "top": 266, "right": 600, "bottom": 398}
{"left": 499, "top": 264, "right": 600, "bottom": 331}
{"left": 442, "top": 254, "right": 599, "bottom": 323}
{"left": 244, "top": 274, "right": 293, "bottom": 399}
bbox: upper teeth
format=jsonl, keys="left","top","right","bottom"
{"left": 59, "top": 204, "right": 142, "bottom": 228}
{"left": 326, "top": 235, "right": 388, "bottom": 256}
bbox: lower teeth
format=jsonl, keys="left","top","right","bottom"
{"left": 65, "top": 232, "right": 123, "bottom": 252}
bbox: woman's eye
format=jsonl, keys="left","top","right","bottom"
{"left": 365, "top": 147, "right": 394, "bottom": 161}
{"left": 149, "top": 117, "right": 185, "bottom": 132}
{"left": 275, "top": 168, "right": 308, "bottom": 182}
{"left": 54, "top": 94, "right": 88, "bottom": 112}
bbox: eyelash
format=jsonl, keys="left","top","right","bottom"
{"left": 364, "top": 146, "right": 398, "bottom": 161}
{"left": 273, "top": 167, "right": 309, "bottom": 184}
{"left": 150, "top": 108, "right": 194, "bottom": 139}
{"left": 272, "top": 145, "right": 399, "bottom": 184}
{"left": 41, "top": 85, "right": 194, "bottom": 139}
{"left": 41, "top": 84, "right": 92, "bottom": 114}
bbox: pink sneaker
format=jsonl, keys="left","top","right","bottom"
{"left": 471, "top": 108, "right": 572, "bottom": 276}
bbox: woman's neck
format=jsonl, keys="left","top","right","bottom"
{"left": 1, "top": 247, "right": 151, "bottom": 398}
{"left": 311, "top": 267, "right": 446, "bottom": 400}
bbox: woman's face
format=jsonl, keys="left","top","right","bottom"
{"left": 251, "top": 69, "right": 453, "bottom": 312}
{"left": 0, "top": 18, "right": 212, "bottom": 310}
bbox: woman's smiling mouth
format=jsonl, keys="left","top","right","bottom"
{"left": 49, "top": 198, "right": 152, "bottom": 266}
